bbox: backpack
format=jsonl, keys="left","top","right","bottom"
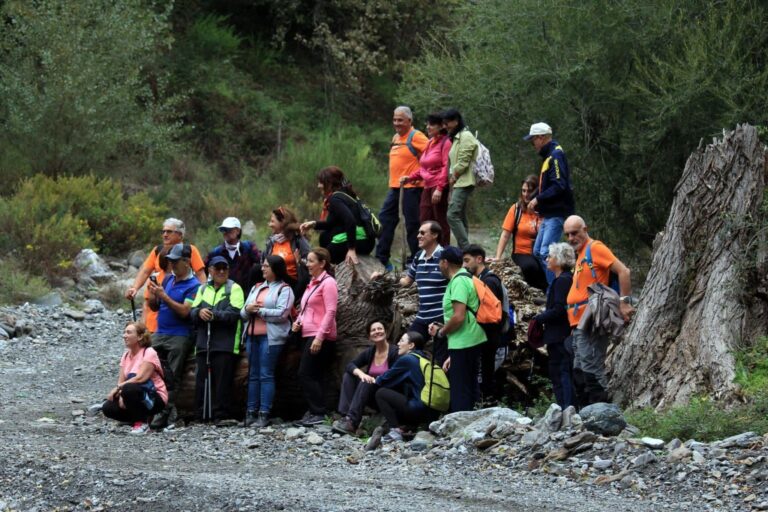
{"left": 141, "top": 348, "right": 175, "bottom": 393}
{"left": 582, "top": 241, "right": 620, "bottom": 293}
{"left": 510, "top": 203, "right": 523, "bottom": 254}
{"left": 473, "top": 132, "right": 494, "bottom": 187}
{"left": 333, "top": 191, "right": 383, "bottom": 239}
{"left": 456, "top": 272, "right": 502, "bottom": 324}
{"left": 413, "top": 353, "right": 450, "bottom": 412}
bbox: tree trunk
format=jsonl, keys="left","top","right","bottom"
{"left": 608, "top": 124, "right": 768, "bottom": 409}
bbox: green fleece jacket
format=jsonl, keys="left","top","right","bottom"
{"left": 449, "top": 128, "right": 479, "bottom": 188}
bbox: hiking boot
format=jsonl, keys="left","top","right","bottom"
{"left": 331, "top": 418, "right": 356, "bottom": 436}
{"left": 129, "top": 422, "right": 149, "bottom": 435}
{"left": 299, "top": 414, "right": 325, "bottom": 427}
{"left": 365, "top": 426, "right": 384, "bottom": 451}
{"left": 382, "top": 427, "right": 403, "bottom": 443}
{"left": 255, "top": 411, "right": 270, "bottom": 428}
{"left": 244, "top": 411, "right": 258, "bottom": 427}
{"left": 150, "top": 410, "right": 169, "bottom": 430}
{"left": 384, "top": 261, "right": 394, "bottom": 272}
{"left": 167, "top": 405, "right": 179, "bottom": 425}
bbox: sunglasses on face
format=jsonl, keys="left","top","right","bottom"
{"left": 213, "top": 265, "right": 229, "bottom": 271}
{"left": 161, "top": 229, "right": 179, "bottom": 235}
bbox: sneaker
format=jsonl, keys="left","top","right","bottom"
{"left": 255, "top": 411, "right": 270, "bottom": 428}
{"left": 244, "top": 411, "right": 258, "bottom": 428}
{"left": 382, "top": 428, "right": 403, "bottom": 443}
{"left": 293, "top": 411, "right": 312, "bottom": 426}
{"left": 299, "top": 414, "right": 325, "bottom": 427}
{"left": 384, "top": 262, "right": 394, "bottom": 272}
{"left": 331, "top": 418, "right": 356, "bottom": 436}
{"left": 365, "top": 426, "right": 384, "bottom": 451}
{"left": 129, "top": 422, "right": 149, "bottom": 435}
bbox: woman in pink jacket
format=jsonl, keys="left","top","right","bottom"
{"left": 401, "top": 112, "right": 452, "bottom": 246}
{"left": 293, "top": 247, "right": 339, "bottom": 426}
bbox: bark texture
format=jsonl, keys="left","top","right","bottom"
{"left": 608, "top": 124, "right": 768, "bottom": 409}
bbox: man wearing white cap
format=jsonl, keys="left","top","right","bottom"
{"left": 205, "top": 217, "right": 262, "bottom": 292}
{"left": 523, "top": 122, "right": 575, "bottom": 286}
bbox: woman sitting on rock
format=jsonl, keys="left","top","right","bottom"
{"left": 332, "top": 320, "right": 399, "bottom": 436}
{"left": 103, "top": 322, "right": 168, "bottom": 434}
{"left": 375, "top": 331, "right": 440, "bottom": 443}
{"left": 241, "top": 255, "right": 295, "bottom": 428}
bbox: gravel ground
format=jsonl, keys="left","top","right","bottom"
{"left": 0, "top": 303, "right": 759, "bottom": 511}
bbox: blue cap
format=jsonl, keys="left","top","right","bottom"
{"left": 209, "top": 255, "right": 229, "bottom": 267}
{"left": 439, "top": 246, "right": 463, "bottom": 265}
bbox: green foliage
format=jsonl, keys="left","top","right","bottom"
{"left": 626, "top": 396, "right": 768, "bottom": 442}
{"left": 0, "top": 260, "right": 51, "bottom": 305}
{"left": 734, "top": 336, "right": 768, "bottom": 398}
{"left": 0, "top": 175, "right": 165, "bottom": 277}
{"left": 399, "top": 0, "right": 768, "bottom": 251}
{"left": 0, "top": 0, "right": 182, "bottom": 176}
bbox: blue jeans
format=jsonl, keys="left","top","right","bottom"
{"left": 533, "top": 216, "right": 564, "bottom": 286}
{"left": 246, "top": 335, "right": 283, "bottom": 413}
{"left": 375, "top": 187, "right": 422, "bottom": 265}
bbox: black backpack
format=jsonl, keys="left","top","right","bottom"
{"left": 333, "top": 191, "right": 383, "bottom": 239}
{"left": 143, "top": 348, "right": 175, "bottom": 392}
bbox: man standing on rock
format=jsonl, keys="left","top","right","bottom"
{"left": 564, "top": 215, "right": 633, "bottom": 406}
{"left": 429, "top": 246, "right": 486, "bottom": 412}
{"left": 125, "top": 218, "right": 206, "bottom": 332}
{"left": 524, "top": 122, "right": 575, "bottom": 286}
{"left": 376, "top": 106, "right": 429, "bottom": 270}
{"left": 204, "top": 217, "right": 262, "bottom": 293}
{"left": 146, "top": 243, "right": 201, "bottom": 430}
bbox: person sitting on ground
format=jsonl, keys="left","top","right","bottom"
{"left": 532, "top": 242, "right": 575, "bottom": 409}
{"left": 300, "top": 166, "right": 375, "bottom": 265}
{"left": 293, "top": 247, "right": 338, "bottom": 426}
{"left": 102, "top": 322, "right": 168, "bottom": 435}
{"left": 332, "top": 320, "right": 399, "bottom": 436}
{"left": 428, "top": 246, "right": 486, "bottom": 412}
{"left": 564, "top": 215, "right": 633, "bottom": 407}
{"left": 492, "top": 174, "right": 547, "bottom": 291}
{"left": 125, "top": 217, "right": 206, "bottom": 333}
{"left": 264, "top": 206, "right": 311, "bottom": 300}
{"left": 146, "top": 243, "right": 201, "bottom": 430}
{"left": 190, "top": 256, "right": 245, "bottom": 425}
{"left": 462, "top": 244, "right": 505, "bottom": 402}
{"left": 241, "top": 255, "right": 295, "bottom": 428}
{"left": 375, "top": 331, "right": 440, "bottom": 443}
{"left": 205, "top": 217, "right": 262, "bottom": 293}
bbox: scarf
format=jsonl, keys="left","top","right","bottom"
{"left": 270, "top": 233, "right": 287, "bottom": 244}
{"left": 225, "top": 241, "right": 241, "bottom": 259}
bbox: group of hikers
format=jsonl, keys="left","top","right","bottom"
{"left": 102, "top": 107, "right": 635, "bottom": 439}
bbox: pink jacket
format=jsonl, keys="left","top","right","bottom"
{"left": 298, "top": 271, "right": 338, "bottom": 341}
{"left": 408, "top": 135, "right": 452, "bottom": 190}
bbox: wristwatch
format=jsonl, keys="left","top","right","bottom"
{"left": 619, "top": 296, "right": 632, "bottom": 304}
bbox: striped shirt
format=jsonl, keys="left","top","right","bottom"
{"left": 406, "top": 245, "right": 448, "bottom": 323}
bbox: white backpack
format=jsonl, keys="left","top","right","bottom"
{"left": 473, "top": 131, "right": 494, "bottom": 187}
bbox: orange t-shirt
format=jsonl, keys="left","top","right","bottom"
{"left": 141, "top": 244, "right": 205, "bottom": 332}
{"left": 501, "top": 204, "right": 540, "bottom": 255}
{"left": 389, "top": 129, "right": 429, "bottom": 188}
{"left": 567, "top": 238, "right": 617, "bottom": 326}
{"left": 270, "top": 239, "right": 298, "bottom": 280}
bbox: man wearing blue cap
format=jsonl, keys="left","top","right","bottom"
{"left": 523, "top": 122, "right": 575, "bottom": 286}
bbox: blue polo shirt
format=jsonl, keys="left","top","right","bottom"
{"left": 156, "top": 274, "right": 200, "bottom": 336}
{"left": 406, "top": 245, "right": 448, "bottom": 324}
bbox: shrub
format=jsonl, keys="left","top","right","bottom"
{"left": 734, "top": 336, "right": 768, "bottom": 398}
{"left": 0, "top": 259, "right": 51, "bottom": 305}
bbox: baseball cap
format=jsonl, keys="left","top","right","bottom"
{"left": 523, "top": 122, "right": 553, "bottom": 141}
{"left": 209, "top": 256, "right": 229, "bottom": 267}
{"left": 438, "top": 246, "right": 463, "bottom": 265}
{"left": 218, "top": 217, "right": 241, "bottom": 232}
{"left": 166, "top": 243, "right": 191, "bottom": 261}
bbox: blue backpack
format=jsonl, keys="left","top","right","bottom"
{"left": 582, "top": 241, "right": 620, "bottom": 293}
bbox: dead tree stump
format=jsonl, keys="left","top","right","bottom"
{"left": 608, "top": 124, "right": 768, "bottom": 409}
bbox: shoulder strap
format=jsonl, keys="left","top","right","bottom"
{"left": 453, "top": 272, "right": 479, "bottom": 315}
{"left": 510, "top": 204, "right": 523, "bottom": 253}
{"left": 583, "top": 241, "right": 597, "bottom": 279}
{"left": 405, "top": 130, "right": 419, "bottom": 158}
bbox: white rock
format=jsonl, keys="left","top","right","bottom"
{"left": 306, "top": 432, "right": 324, "bottom": 445}
{"left": 640, "top": 437, "right": 665, "bottom": 449}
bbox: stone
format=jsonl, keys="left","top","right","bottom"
{"left": 579, "top": 403, "right": 626, "bottom": 436}
{"left": 692, "top": 450, "right": 706, "bottom": 464}
{"left": 563, "top": 431, "right": 597, "bottom": 449}
{"left": 83, "top": 299, "right": 105, "bottom": 314}
{"left": 0, "top": 326, "right": 9, "bottom": 340}
{"left": 593, "top": 470, "right": 629, "bottom": 485}
{"left": 411, "top": 431, "right": 435, "bottom": 452}
{"left": 561, "top": 405, "right": 577, "bottom": 430}
{"left": 640, "top": 437, "right": 665, "bottom": 449}
{"left": 285, "top": 427, "right": 304, "bottom": 440}
{"left": 714, "top": 432, "right": 760, "bottom": 449}
{"left": 547, "top": 447, "right": 570, "bottom": 461}
{"left": 474, "top": 438, "right": 500, "bottom": 450}
{"left": 32, "top": 292, "right": 63, "bottom": 307}
{"left": 666, "top": 438, "right": 683, "bottom": 451}
{"left": 71, "top": 410, "right": 85, "bottom": 417}
{"left": 429, "top": 407, "right": 525, "bottom": 442}
{"left": 521, "top": 429, "right": 549, "bottom": 447}
{"left": 593, "top": 457, "right": 612, "bottom": 470}
{"left": 306, "top": 432, "right": 324, "bottom": 445}
{"left": 74, "top": 249, "right": 115, "bottom": 283}
{"left": 127, "top": 250, "right": 147, "bottom": 269}
{"left": 632, "top": 451, "right": 658, "bottom": 467}
{"left": 667, "top": 446, "right": 692, "bottom": 463}
{"left": 63, "top": 309, "right": 86, "bottom": 321}
{"left": 536, "top": 403, "right": 562, "bottom": 433}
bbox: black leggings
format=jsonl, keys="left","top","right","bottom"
{"left": 298, "top": 337, "right": 334, "bottom": 415}
{"left": 513, "top": 253, "right": 548, "bottom": 291}
{"left": 321, "top": 235, "right": 376, "bottom": 264}
{"left": 375, "top": 387, "right": 437, "bottom": 429}
{"left": 102, "top": 383, "right": 165, "bottom": 424}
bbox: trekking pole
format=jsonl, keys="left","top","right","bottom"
{"left": 130, "top": 296, "right": 137, "bottom": 322}
{"left": 428, "top": 335, "right": 436, "bottom": 408}
{"left": 203, "top": 320, "right": 213, "bottom": 422}
{"left": 399, "top": 183, "right": 407, "bottom": 270}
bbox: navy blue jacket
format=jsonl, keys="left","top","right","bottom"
{"left": 534, "top": 140, "right": 575, "bottom": 218}
{"left": 376, "top": 351, "right": 427, "bottom": 411}
{"left": 535, "top": 271, "right": 572, "bottom": 345}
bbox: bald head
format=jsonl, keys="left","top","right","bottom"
{"left": 564, "top": 215, "right": 589, "bottom": 252}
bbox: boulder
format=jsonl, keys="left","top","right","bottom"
{"left": 83, "top": 299, "right": 105, "bottom": 314}
{"left": 536, "top": 403, "right": 562, "bottom": 432}
{"left": 127, "top": 250, "right": 147, "bottom": 270}
{"left": 714, "top": 432, "right": 760, "bottom": 449}
{"left": 429, "top": 407, "right": 526, "bottom": 441}
{"left": 32, "top": 292, "right": 63, "bottom": 307}
{"left": 411, "top": 431, "right": 436, "bottom": 451}
{"left": 579, "top": 402, "right": 627, "bottom": 436}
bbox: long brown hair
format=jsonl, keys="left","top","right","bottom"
{"left": 519, "top": 174, "right": 539, "bottom": 211}
{"left": 317, "top": 166, "right": 357, "bottom": 197}
{"left": 309, "top": 247, "right": 334, "bottom": 277}
{"left": 127, "top": 321, "right": 152, "bottom": 348}
{"left": 272, "top": 205, "right": 300, "bottom": 238}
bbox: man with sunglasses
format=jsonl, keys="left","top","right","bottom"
{"left": 125, "top": 218, "right": 207, "bottom": 332}
{"left": 205, "top": 217, "right": 262, "bottom": 293}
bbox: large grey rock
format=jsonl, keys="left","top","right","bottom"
{"left": 32, "top": 292, "right": 63, "bottom": 307}
{"left": 536, "top": 403, "right": 563, "bottom": 432}
{"left": 521, "top": 429, "right": 549, "bottom": 447}
{"left": 561, "top": 405, "right": 578, "bottom": 430}
{"left": 127, "top": 250, "right": 147, "bottom": 269}
{"left": 411, "top": 431, "right": 435, "bottom": 451}
{"left": 74, "top": 249, "right": 115, "bottom": 283}
{"left": 667, "top": 446, "right": 692, "bottom": 463}
{"left": 429, "top": 407, "right": 525, "bottom": 441}
{"left": 63, "top": 309, "right": 86, "bottom": 321}
{"left": 83, "top": 299, "right": 105, "bottom": 314}
{"left": 714, "top": 432, "right": 760, "bottom": 449}
{"left": 579, "top": 403, "right": 626, "bottom": 436}
{"left": 632, "top": 451, "right": 658, "bottom": 467}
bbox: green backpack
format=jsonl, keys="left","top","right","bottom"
{"left": 414, "top": 353, "right": 450, "bottom": 412}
